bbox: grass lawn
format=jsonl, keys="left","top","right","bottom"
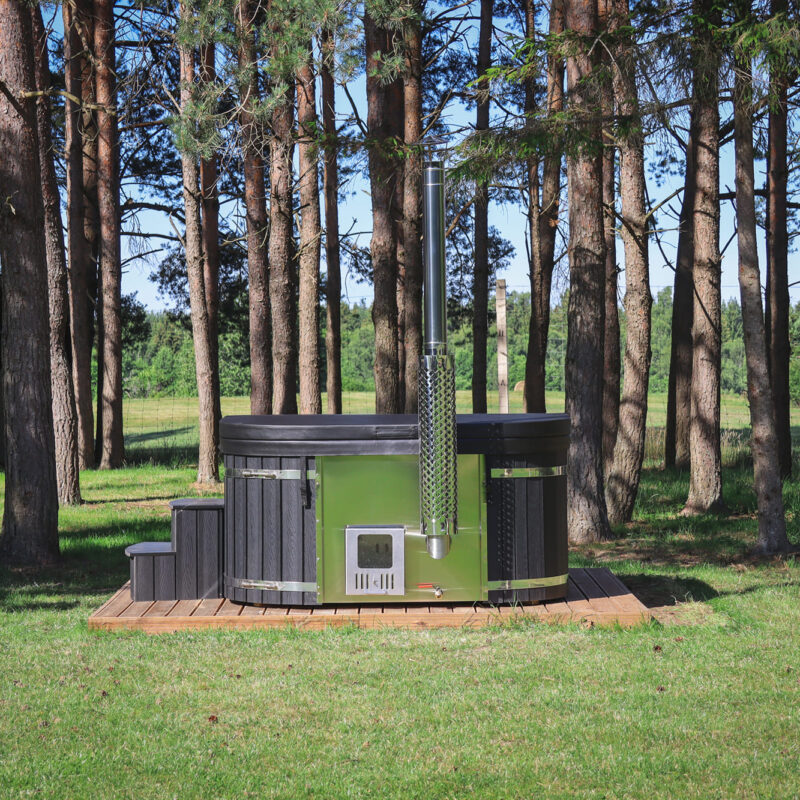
{"left": 1, "top": 424, "right": 800, "bottom": 797}
{"left": 121, "top": 392, "right": 800, "bottom": 464}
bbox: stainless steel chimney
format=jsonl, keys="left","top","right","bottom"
{"left": 418, "top": 161, "right": 457, "bottom": 559}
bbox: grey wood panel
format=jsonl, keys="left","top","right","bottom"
{"left": 303, "top": 457, "right": 317, "bottom": 605}
{"left": 543, "top": 475, "right": 568, "bottom": 578}
{"left": 513, "top": 466, "right": 528, "bottom": 602}
{"left": 154, "top": 553, "right": 177, "bottom": 600}
{"left": 261, "top": 456, "right": 283, "bottom": 605}
{"left": 281, "top": 456, "right": 303, "bottom": 605}
{"left": 132, "top": 555, "right": 154, "bottom": 601}
{"left": 233, "top": 455, "right": 247, "bottom": 603}
{"left": 245, "top": 455, "right": 262, "bottom": 604}
{"left": 175, "top": 510, "right": 198, "bottom": 600}
{"left": 198, "top": 505, "right": 222, "bottom": 598}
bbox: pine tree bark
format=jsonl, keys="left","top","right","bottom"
{"left": 564, "top": 0, "right": 611, "bottom": 543}
{"left": 365, "top": 11, "right": 400, "bottom": 413}
{"left": 472, "top": 0, "right": 493, "bottom": 414}
{"left": 199, "top": 43, "right": 222, "bottom": 440}
{"left": 297, "top": 48, "right": 322, "bottom": 414}
{"left": 237, "top": 0, "right": 272, "bottom": 415}
{"left": 269, "top": 83, "right": 298, "bottom": 414}
{"left": 524, "top": 0, "right": 563, "bottom": 413}
{"left": 65, "top": 0, "right": 95, "bottom": 468}
{"left": 766, "top": 0, "right": 792, "bottom": 479}
{"left": 402, "top": 9, "right": 423, "bottom": 413}
{"left": 31, "top": 4, "right": 82, "bottom": 506}
{"left": 599, "top": 0, "right": 619, "bottom": 477}
{"left": 605, "top": 0, "right": 652, "bottom": 525}
{"left": 0, "top": 0, "right": 59, "bottom": 565}
{"left": 684, "top": 0, "right": 723, "bottom": 514}
{"left": 179, "top": 4, "right": 219, "bottom": 483}
{"left": 733, "top": 38, "right": 788, "bottom": 554}
{"left": 321, "top": 28, "right": 342, "bottom": 414}
{"left": 665, "top": 125, "right": 695, "bottom": 470}
{"left": 95, "top": 0, "right": 123, "bottom": 469}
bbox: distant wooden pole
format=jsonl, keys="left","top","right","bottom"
{"left": 496, "top": 279, "right": 509, "bottom": 413}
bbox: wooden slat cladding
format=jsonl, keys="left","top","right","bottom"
{"left": 487, "top": 456, "right": 568, "bottom": 604}
{"left": 89, "top": 568, "right": 650, "bottom": 632}
{"left": 224, "top": 455, "right": 318, "bottom": 607}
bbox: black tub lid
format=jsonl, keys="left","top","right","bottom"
{"left": 220, "top": 413, "right": 569, "bottom": 442}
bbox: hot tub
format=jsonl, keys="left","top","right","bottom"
{"left": 220, "top": 413, "right": 568, "bottom": 606}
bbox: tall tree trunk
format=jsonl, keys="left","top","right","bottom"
{"left": 733, "top": 35, "right": 788, "bottom": 554}
{"left": 365, "top": 11, "right": 400, "bottom": 413}
{"left": 564, "top": 0, "right": 611, "bottom": 544}
{"left": 32, "top": 5, "right": 82, "bottom": 506}
{"left": 393, "top": 75, "right": 406, "bottom": 413}
{"left": 199, "top": 43, "right": 222, "bottom": 441}
{"left": 79, "top": 0, "right": 100, "bottom": 462}
{"left": 605, "top": 0, "right": 652, "bottom": 525}
{"left": 66, "top": 0, "right": 95, "bottom": 468}
{"left": 599, "top": 0, "right": 619, "bottom": 477}
{"left": 269, "top": 88, "right": 297, "bottom": 414}
{"left": 0, "top": 0, "right": 59, "bottom": 565}
{"left": 665, "top": 125, "right": 695, "bottom": 470}
{"left": 95, "top": 0, "right": 123, "bottom": 469}
{"left": 297, "top": 47, "right": 322, "bottom": 414}
{"left": 321, "top": 28, "right": 342, "bottom": 414}
{"left": 238, "top": 0, "right": 271, "bottom": 415}
{"left": 684, "top": 0, "right": 723, "bottom": 514}
{"left": 472, "top": 0, "right": 493, "bottom": 414}
{"left": 524, "top": 0, "right": 563, "bottom": 413}
{"left": 402, "top": 8, "right": 423, "bottom": 414}
{"left": 179, "top": 5, "right": 219, "bottom": 483}
{"left": 766, "top": 0, "right": 792, "bottom": 479}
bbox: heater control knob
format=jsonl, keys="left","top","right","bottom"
{"left": 433, "top": 586, "right": 443, "bottom": 599}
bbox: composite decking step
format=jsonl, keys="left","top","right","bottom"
{"left": 89, "top": 567, "right": 652, "bottom": 633}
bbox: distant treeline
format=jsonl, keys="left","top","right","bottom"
{"left": 119, "top": 289, "right": 800, "bottom": 403}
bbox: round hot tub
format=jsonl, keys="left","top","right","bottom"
{"left": 220, "top": 414, "right": 568, "bottom": 606}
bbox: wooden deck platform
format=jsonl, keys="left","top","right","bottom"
{"left": 88, "top": 568, "right": 650, "bottom": 633}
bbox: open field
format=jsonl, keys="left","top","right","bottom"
{"left": 1, "top": 458, "right": 799, "bottom": 798}
{"left": 120, "top": 391, "right": 800, "bottom": 464}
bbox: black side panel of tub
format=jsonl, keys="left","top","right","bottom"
{"left": 170, "top": 498, "right": 224, "bottom": 600}
{"left": 224, "top": 455, "right": 318, "bottom": 606}
{"left": 486, "top": 456, "right": 568, "bottom": 604}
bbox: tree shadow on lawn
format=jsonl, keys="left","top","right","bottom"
{"left": 0, "top": 518, "right": 167, "bottom": 612}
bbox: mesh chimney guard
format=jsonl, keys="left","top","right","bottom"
{"left": 418, "top": 160, "right": 458, "bottom": 559}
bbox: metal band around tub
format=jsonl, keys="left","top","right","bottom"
{"left": 224, "top": 575, "right": 317, "bottom": 593}
{"left": 486, "top": 574, "right": 568, "bottom": 591}
{"left": 226, "top": 467, "right": 317, "bottom": 480}
{"left": 490, "top": 466, "right": 566, "bottom": 479}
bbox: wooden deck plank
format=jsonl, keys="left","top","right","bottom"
{"left": 88, "top": 570, "right": 649, "bottom": 632}
{"left": 168, "top": 599, "right": 201, "bottom": 617}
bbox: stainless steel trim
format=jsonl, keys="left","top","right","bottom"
{"left": 224, "top": 575, "right": 317, "bottom": 593}
{"left": 490, "top": 466, "right": 566, "bottom": 479}
{"left": 226, "top": 468, "right": 317, "bottom": 480}
{"left": 486, "top": 574, "right": 568, "bottom": 591}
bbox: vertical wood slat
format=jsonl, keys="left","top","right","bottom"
{"left": 154, "top": 555, "right": 176, "bottom": 600}
{"left": 132, "top": 556, "right": 154, "bottom": 601}
{"left": 234, "top": 455, "right": 246, "bottom": 603}
{"left": 303, "top": 456, "right": 317, "bottom": 605}
{"left": 263, "top": 456, "right": 282, "bottom": 605}
{"left": 282, "top": 456, "right": 303, "bottom": 605}
{"left": 175, "top": 508, "right": 197, "bottom": 600}
{"left": 513, "top": 460, "right": 528, "bottom": 603}
{"left": 245, "top": 455, "right": 262, "bottom": 604}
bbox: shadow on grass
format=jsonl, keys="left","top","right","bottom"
{"left": 124, "top": 426, "right": 194, "bottom": 445}
{"left": 621, "top": 573, "right": 719, "bottom": 608}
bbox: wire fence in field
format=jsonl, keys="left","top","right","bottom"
{"left": 120, "top": 389, "right": 799, "bottom": 468}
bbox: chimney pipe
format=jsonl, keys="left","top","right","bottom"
{"left": 418, "top": 161, "right": 457, "bottom": 559}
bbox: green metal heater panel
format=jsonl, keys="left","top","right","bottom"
{"left": 316, "top": 454, "right": 487, "bottom": 604}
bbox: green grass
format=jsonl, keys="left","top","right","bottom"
{"left": 120, "top": 392, "right": 799, "bottom": 464}
{"left": 1, "top": 457, "right": 800, "bottom": 798}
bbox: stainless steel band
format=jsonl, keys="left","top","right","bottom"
{"left": 486, "top": 574, "right": 568, "bottom": 591}
{"left": 226, "top": 468, "right": 317, "bottom": 481}
{"left": 224, "top": 575, "right": 317, "bottom": 593}
{"left": 490, "top": 466, "right": 566, "bottom": 479}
